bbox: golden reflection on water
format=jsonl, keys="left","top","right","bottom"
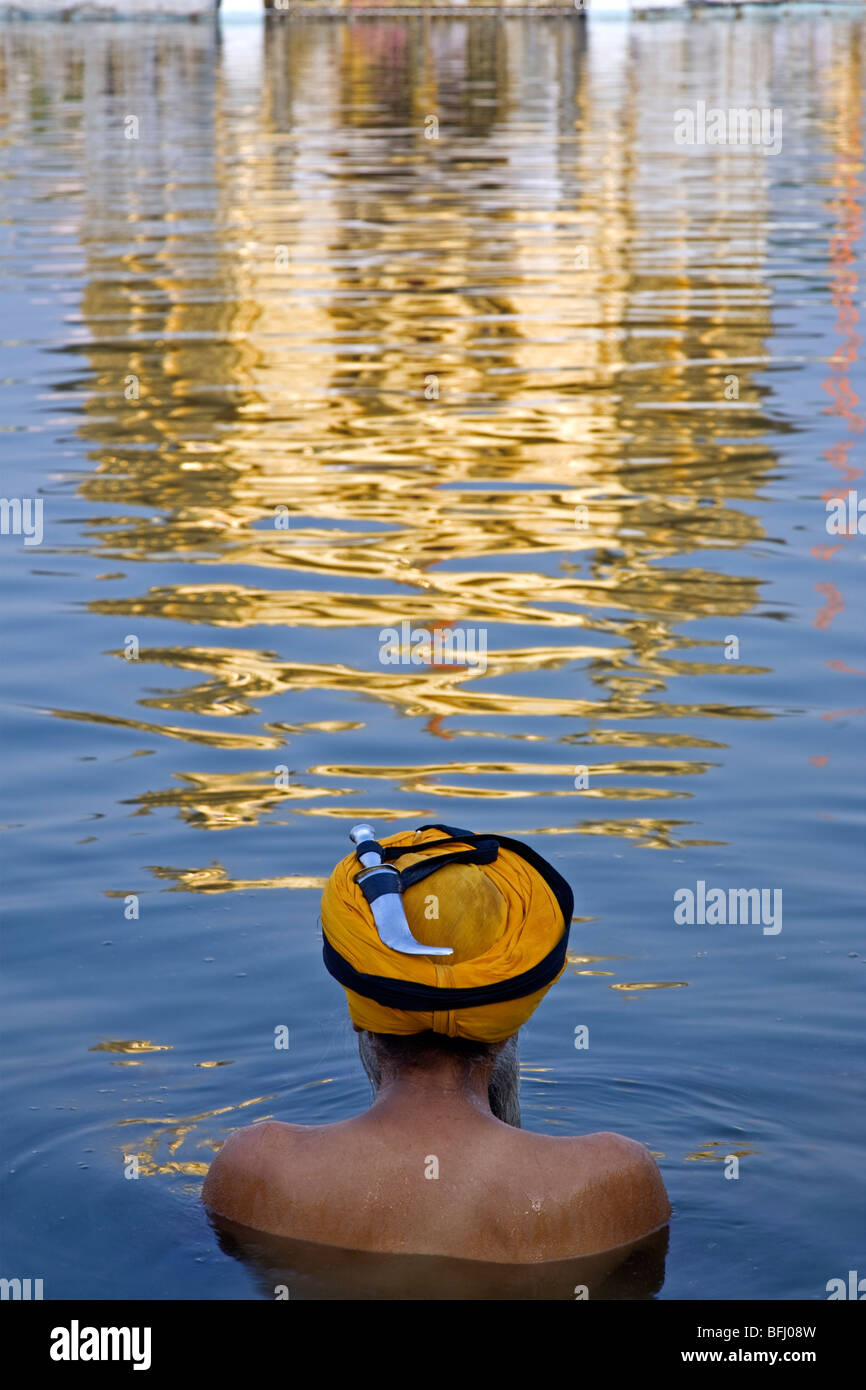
{"left": 2, "top": 17, "right": 861, "bottom": 1291}
{"left": 143, "top": 865, "right": 327, "bottom": 893}
{"left": 5, "top": 12, "right": 859, "bottom": 1129}
{"left": 686, "top": 1141, "right": 762, "bottom": 1163}
{"left": 610, "top": 981, "right": 689, "bottom": 992}
{"left": 19, "top": 12, "right": 812, "bottom": 852}
{"left": 117, "top": 1096, "right": 275, "bottom": 1177}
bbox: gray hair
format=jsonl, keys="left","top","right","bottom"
{"left": 357, "top": 1030, "right": 521, "bottom": 1128}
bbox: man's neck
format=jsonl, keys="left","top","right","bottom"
{"left": 370, "top": 1062, "right": 496, "bottom": 1119}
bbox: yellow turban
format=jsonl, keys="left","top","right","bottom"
{"left": 321, "top": 824, "right": 573, "bottom": 1043}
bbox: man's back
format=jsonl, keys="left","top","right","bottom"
{"left": 203, "top": 831, "right": 671, "bottom": 1272}
{"left": 202, "top": 1108, "right": 670, "bottom": 1264}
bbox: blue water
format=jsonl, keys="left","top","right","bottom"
{"left": 1, "top": 10, "right": 864, "bottom": 1299}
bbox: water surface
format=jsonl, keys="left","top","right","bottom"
{"left": 1, "top": 12, "right": 864, "bottom": 1299}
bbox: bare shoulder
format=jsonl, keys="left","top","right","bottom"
{"left": 587, "top": 1129, "right": 669, "bottom": 1216}
{"left": 202, "top": 1120, "right": 302, "bottom": 1222}
{"left": 580, "top": 1129, "right": 665, "bottom": 1171}
{"left": 209, "top": 1119, "right": 301, "bottom": 1164}
{"left": 554, "top": 1129, "right": 671, "bottom": 1252}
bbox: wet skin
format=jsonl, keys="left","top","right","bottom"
{"left": 202, "top": 1049, "right": 671, "bottom": 1266}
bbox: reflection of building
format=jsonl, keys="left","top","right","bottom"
{"left": 558, "top": 17, "right": 782, "bottom": 688}
{"left": 6, "top": 13, "right": 860, "bottom": 840}
{"left": 3, "top": 1, "right": 215, "bottom": 13}
{"left": 813, "top": 17, "right": 862, "bottom": 662}
{"left": 265, "top": 2, "right": 581, "bottom": 12}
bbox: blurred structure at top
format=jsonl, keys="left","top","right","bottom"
{"left": 2, "top": 0, "right": 863, "bottom": 22}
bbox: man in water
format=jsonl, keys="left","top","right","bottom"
{"left": 203, "top": 825, "right": 670, "bottom": 1267}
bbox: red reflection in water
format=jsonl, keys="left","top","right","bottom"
{"left": 814, "top": 581, "right": 844, "bottom": 630}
